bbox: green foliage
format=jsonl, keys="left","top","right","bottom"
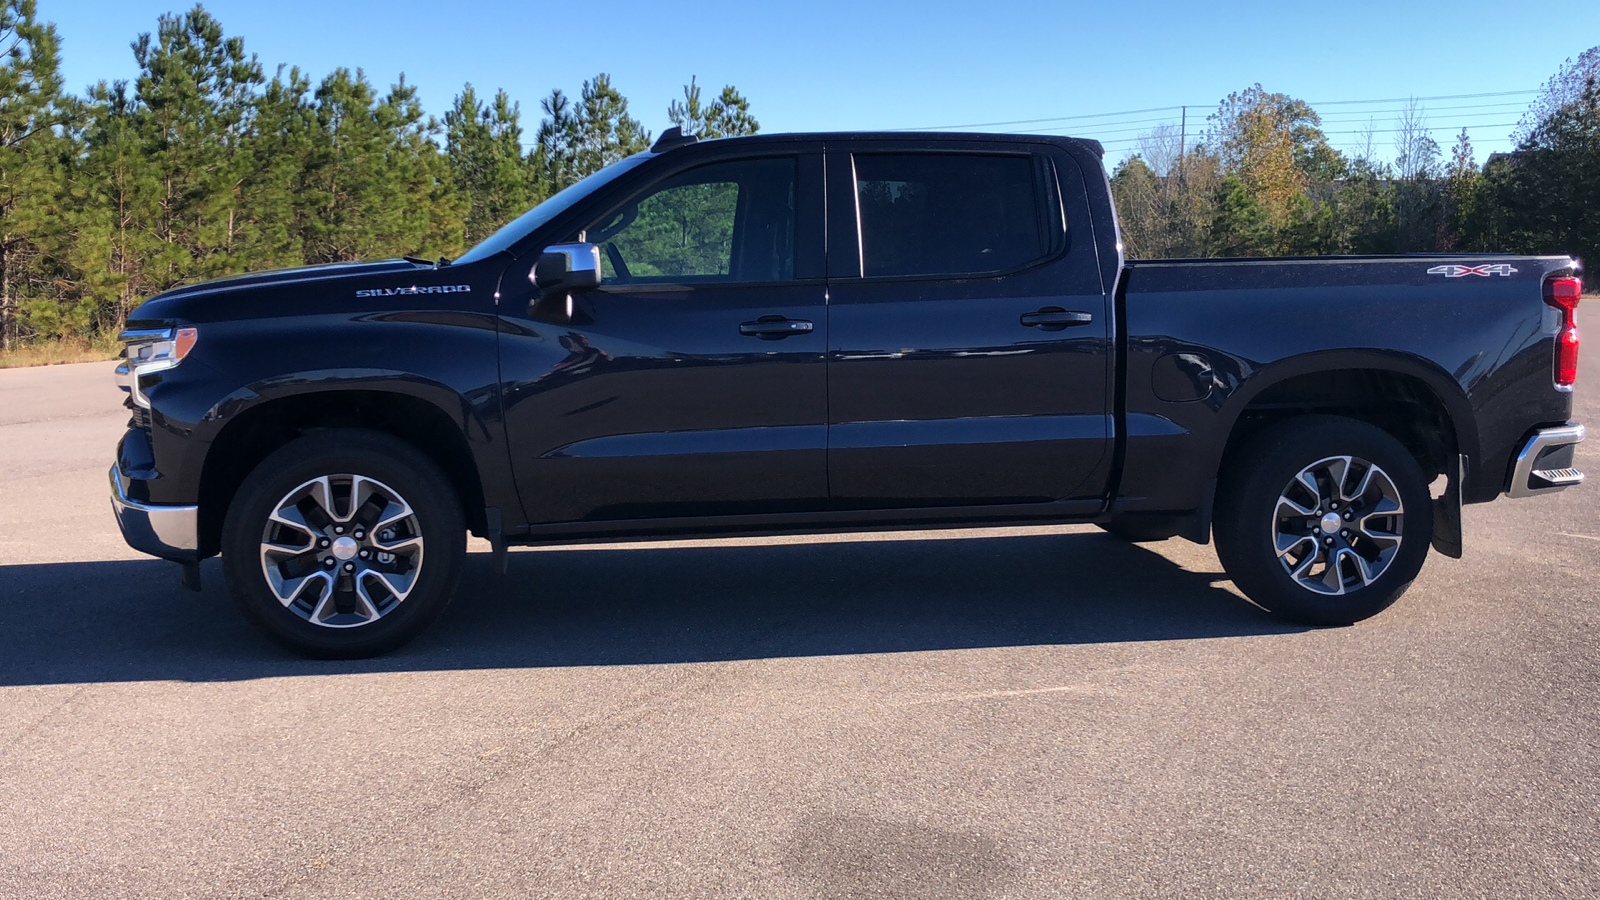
{"left": 572, "top": 73, "right": 649, "bottom": 178}
{"left": 0, "top": 2, "right": 761, "bottom": 346}
{"left": 668, "top": 77, "right": 760, "bottom": 139}
{"left": 1113, "top": 64, "right": 1597, "bottom": 261}
{"left": 1204, "top": 85, "right": 1343, "bottom": 225}
{"left": 0, "top": 0, "right": 68, "bottom": 350}
{"left": 597, "top": 179, "right": 739, "bottom": 279}
{"left": 1479, "top": 76, "right": 1600, "bottom": 268}
{"left": 1210, "top": 174, "right": 1279, "bottom": 256}
{"left": 446, "top": 84, "right": 537, "bottom": 246}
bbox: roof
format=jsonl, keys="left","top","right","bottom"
{"left": 651, "top": 131, "right": 1106, "bottom": 159}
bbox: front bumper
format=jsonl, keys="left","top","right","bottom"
{"left": 110, "top": 464, "right": 200, "bottom": 561}
{"left": 1506, "top": 423, "right": 1586, "bottom": 498}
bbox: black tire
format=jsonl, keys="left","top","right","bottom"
{"left": 1096, "top": 520, "right": 1179, "bottom": 543}
{"left": 1214, "top": 415, "right": 1433, "bottom": 626}
{"left": 221, "top": 429, "right": 466, "bottom": 658}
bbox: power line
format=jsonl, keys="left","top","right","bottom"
{"left": 1304, "top": 89, "right": 1537, "bottom": 106}
{"left": 900, "top": 89, "right": 1539, "bottom": 134}
{"left": 1037, "top": 101, "right": 1533, "bottom": 138}
{"left": 899, "top": 105, "right": 1186, "bottom": 131}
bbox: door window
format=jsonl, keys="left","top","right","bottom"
{"left": 585, "top": 157, "right": 797, "bottom": 284}
{"left": 854, "top": 154, "right": 1051, "bottom": 278}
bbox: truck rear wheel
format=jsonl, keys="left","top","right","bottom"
{"left": 1214, "top": 415, "right": 1433, "bottom": 626}
{"left": 220, "top": 429, "right": 465, "bottom": 658}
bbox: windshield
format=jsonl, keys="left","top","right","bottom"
{"left": 452, "top": 155, "right": 652, "bottom": 266}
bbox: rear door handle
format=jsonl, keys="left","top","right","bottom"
{"left": 740, "top": 316, "right": 814, "bottom": 339}
{"left": 1020, "top": 308, "right": 1094, "bottom": 330}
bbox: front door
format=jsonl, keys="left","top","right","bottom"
{"left": 498, "top": 150, "right": 829, "bottom": 524}
{"left": 824, "top": 142, "right": 1114, "bottom": 511}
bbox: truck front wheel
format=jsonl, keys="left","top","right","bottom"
{"left": 220, "top": 429, "right": 466, "bottom": 658}
{"left": 1213, "top": 415, "right": 1433, "bottom": 626}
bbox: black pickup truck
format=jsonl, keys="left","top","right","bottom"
{"left": 110, "top": 128, "right": 1586, "bottom": 657}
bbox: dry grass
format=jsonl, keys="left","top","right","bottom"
{"left": 0, "top": 337, "right": 120, "bottom": 370}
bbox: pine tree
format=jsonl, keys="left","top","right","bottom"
{"left": 572, "top": 73, "right": 649, "bottom": 177}
{"left": 0, "top": 0, "right": 67, "bottom": 349}
{"left": 668, "top": 77, "right": 760, "bottom": 139}
{"left": 129, "top": 5, "right": 266, "bottom": 290}
{"left": 1442, "top": 130, "right": 1481, "bottom": 250}
{"left": 1496, "top": 76, "right": 1600, "bottom": 268}
{"left": 234, "top": 65, "right": 314, "bottom": 270}
{"left": 446, "top": 84, "right": 536, "bottom": 246}
{"left": 532, "top": 88, "right": 580, "bottom": 195}
{"left": 79, "top": 80, "right": 153, "bottom": 330}
{"left": 299, "top": 69, "right": 463, "bottom": 264}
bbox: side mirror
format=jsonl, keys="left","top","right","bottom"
{"left": 530, "top": 242, "right": 602, "bottom": 320}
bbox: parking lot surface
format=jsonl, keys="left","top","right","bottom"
{"left": 1, "top": 358, "right": 1596, "bottom": 898}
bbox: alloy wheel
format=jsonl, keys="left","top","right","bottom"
{"left": 1272, "top": 455, "right": 1404, "bottom": 595}
{"left": 258, "top": 474, "right": 424, "bottom": 628}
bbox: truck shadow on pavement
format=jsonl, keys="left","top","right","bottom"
{"left": 0, "top": 531, "right": 1304, "bottom": 686}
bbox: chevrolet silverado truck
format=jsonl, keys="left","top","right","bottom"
{"left": 110, "top": 128, "right": 1586, "bottom": 657}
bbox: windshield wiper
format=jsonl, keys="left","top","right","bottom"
{"left": 403, "top": 255, "right": 453, "bottom": 268}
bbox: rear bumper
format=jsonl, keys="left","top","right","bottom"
{"left": 109, "top": 464, "right": 200, "bottom": 561}
{"left": 1505, "top": 423, "right": 1585, "bottom": 498}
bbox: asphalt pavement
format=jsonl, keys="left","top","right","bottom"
{"left": 1, "top": 357, "right": 1596, "bottom": 898}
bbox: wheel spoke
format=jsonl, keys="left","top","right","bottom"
{"left": 373, "top": 498, "right": 416, "bottom": 534}
{"left": 269, "top": 569, "right": 333, "bottom": 608}
{"left": 1276, "top": 532, "right": 1314, "bottom": 558}
{"left": 362, "top": 566, "right": 417, "bottom": 602}
{"left": 370, "top": 534, "right": 422, "bottom": 554}
{"left": 1288, "top": 550, "right": 1318, "bottom": 582}
{"left": 306, "top": 582, "right": 340, "bottom": 623}
{"left": 1323, "top": 456, "right": 1351, "bottom": 503}
{"left": 1318, "top": 554, "right": 1347, "bottom": 594}
{"left": 1343, "top": 463, "right": 1376, "bottom": 503}
{"left": 302, "top": 476, "right": 336, "bottom": 522}
{"left": 1277, "top": 494, "right": 1316, "bottom": 517}
{"left": 351, "top": 577, "right": 383, "bottom": 621}
{"left": 1360, "top": 524, "right": 1402, "bottom": 546}
{"left": 1294, "top": 470, "right": 1322, "bottom": 506}
{"left": 1339, "top": 548, "right": 1375, "bottom": 587}
{"left": 267, "top": 502, "right": 317, "bottom": 541}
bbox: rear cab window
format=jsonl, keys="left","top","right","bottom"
{"left": 850, "top": 152, "right": 1065, "bottom": 279}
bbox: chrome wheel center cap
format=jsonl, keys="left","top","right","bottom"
{"left": 1320, "top": 512, "right": 1343, "bottom": 535}
{"left": 331, "top": 536, "right": 360, "bottom": 560}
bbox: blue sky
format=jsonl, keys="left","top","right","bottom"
{"left": 46, "top": 0, "right": 1600, "bottom": 167}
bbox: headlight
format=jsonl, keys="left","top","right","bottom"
{"left": 115, "top": 327, "right": 198, "bottom": 408}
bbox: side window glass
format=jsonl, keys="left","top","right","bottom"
{"left": 854, "top": 153, "right": 1049, "bottom": 278}
{"left": 586, "top": 157, "right": 796, "bottom": 284}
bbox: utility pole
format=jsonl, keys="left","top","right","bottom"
{"left": 1178, "top": 105, "right": 1187, "bottom": 187}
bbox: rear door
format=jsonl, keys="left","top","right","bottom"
{"left": 824, "top": 140, "right": 1113, "bottom": 511}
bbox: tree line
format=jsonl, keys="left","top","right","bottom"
{"left": 1111, "top": 48, "right": 1600, "bottom": 269}
{"left": 2, "top": 1, "right": 1594, "bottom": 352}
{"left": 0, "top": 1, "right": 758, "bottom": 349}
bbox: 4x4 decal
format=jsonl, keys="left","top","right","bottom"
{"left": 1427, "top": 263, "right": 1518, "bottom": 277}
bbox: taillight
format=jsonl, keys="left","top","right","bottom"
{"left": 1545, "top": 275, "right": 1581, "bottom": 387}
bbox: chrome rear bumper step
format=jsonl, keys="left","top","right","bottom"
{"left": 1507, "top": 424, "right": 1586, "bottom": 498}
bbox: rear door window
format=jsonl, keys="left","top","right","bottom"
{"left": 853, "top": 154, "right": 1050, "bottom": 278}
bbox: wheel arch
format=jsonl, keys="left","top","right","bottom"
{"left": 1218, "top": 351, "right": 1478, "bottom": 480}
{"left": 197, "top": 387, "right": 492, "bottom": 556}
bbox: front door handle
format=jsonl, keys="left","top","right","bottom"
{"left": 1020, "top": 308, "right": 1094, "bottom": 331}
{"left": 740, "top": 316, "right": 814, "bottom": 339}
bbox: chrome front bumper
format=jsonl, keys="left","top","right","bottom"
{"left": 1506, "top": 424, "right": 1586, "bottom": 498}
{"left": 109, "top": 465, "right": 199, "bottom": 559}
